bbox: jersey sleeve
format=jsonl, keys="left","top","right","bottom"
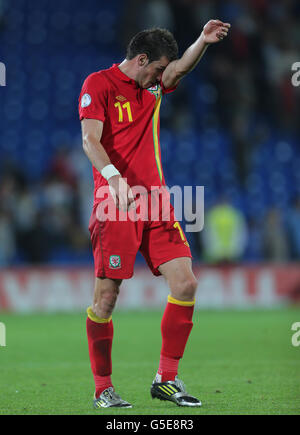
{"left": 78, "top": 72, "right": 108, "bottom": 122}
{"left": 160, "top": 79, "right": 179, "bottom": 95}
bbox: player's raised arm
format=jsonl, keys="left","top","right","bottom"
{"left": 162, "top": 20, "right": 231, "bottom": 89}
{"left": 81, "top": 118, "right": 135, "bottom": 211}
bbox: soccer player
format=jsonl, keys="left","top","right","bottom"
{"left": 79, "top": 20, "right": 230, "bottom": 408}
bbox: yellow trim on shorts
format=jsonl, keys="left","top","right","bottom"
{"left": 167, "top": 295, "right": 195, "bottom": 307}
{"left": 87, "top": 306, "right": 112, "bottom": 323}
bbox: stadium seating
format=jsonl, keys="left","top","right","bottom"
{"left": 0, "top": 0, "right": 299, "bottom": 264}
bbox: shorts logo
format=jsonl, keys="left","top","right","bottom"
{"left": 81, "top": 93, "right": 92, "bottom": 108}
{"left": 109, "top": 255, "right": 121, "bottom": 269}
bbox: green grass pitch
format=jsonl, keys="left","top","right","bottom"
{"left": 0, "top": 308, "right": 299, "bottom": 415}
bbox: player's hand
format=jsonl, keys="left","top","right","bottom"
{"left": 108, "top": 175, "right": 136, "bottom": 212}
{"left": 201, "top": 20, "right": 231, "bottom": 44}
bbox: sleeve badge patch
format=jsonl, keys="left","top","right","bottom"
{"left": 81, "top": 93, "right": 92, "bottom": 108}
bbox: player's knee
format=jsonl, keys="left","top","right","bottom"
{"left": 93, "top": 291, "right": 119, "bottom": 318}
{"left": 93, "top": 279, "right": 121, "bottom": 318}
{"left": 171, "top": 277, "right": 198, "bottom": 301}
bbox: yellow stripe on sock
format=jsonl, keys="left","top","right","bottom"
{"left": 167, "top": 295, "right": 195, "bottom": 307}
{"left": 87, "top": 306, "right": 112, "bottom": 323}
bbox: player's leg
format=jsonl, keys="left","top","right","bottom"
{"left": 87, "top": 199, "right": 143, "bottom": 407}
{"left": 91, "top": 276, "right": 122, "bottom": 319}
{"left": 151, "top": 257, "right": 201, "bottom": 406}
{"left": 158, "top": 256, "right": 197, "bottom": 302}
{"left": 87, "top": 277, "right": 120, "bottom": 396}
{"left": 139, "top": 200, "right": 201, "bottom": 406}
{"left": 156, "top": 257, "right": 197, "bottom": 382}
{"left": 86, "top": 277, "right": 132, "bottom": 408}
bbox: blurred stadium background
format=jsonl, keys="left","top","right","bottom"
{"left": 0, "top": 0, "right": 300, "bottom": 312}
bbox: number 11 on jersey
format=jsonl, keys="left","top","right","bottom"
{"left": 114, "top": 101, "right": 133, "bottom": 122}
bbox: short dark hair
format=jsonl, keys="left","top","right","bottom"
{"left": 126, "top": 28, "right": 178, "bottom": 63}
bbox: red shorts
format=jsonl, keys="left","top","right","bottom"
{"left": 88, "top": 189, "right": 192, "bottom": 279}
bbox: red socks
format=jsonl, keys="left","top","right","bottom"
{"left": 86, "top": 307, "right": 114, "bottom": 398}
{"left": 86, "top": 296, "right": 195, "bottom": 397}
{"left": 157, "top": 296, "right": 195, "bottom": 382}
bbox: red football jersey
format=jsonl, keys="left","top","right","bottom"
{"left": 79, "top": 64, "right": 177, "bottom": 203}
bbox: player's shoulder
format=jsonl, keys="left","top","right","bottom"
{"left": 82, "top": 68, "right": 111, "bottom": 91}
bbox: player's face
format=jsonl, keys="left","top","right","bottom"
{"left": 138, "top": 56, "right": 169, "bottom": 89}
